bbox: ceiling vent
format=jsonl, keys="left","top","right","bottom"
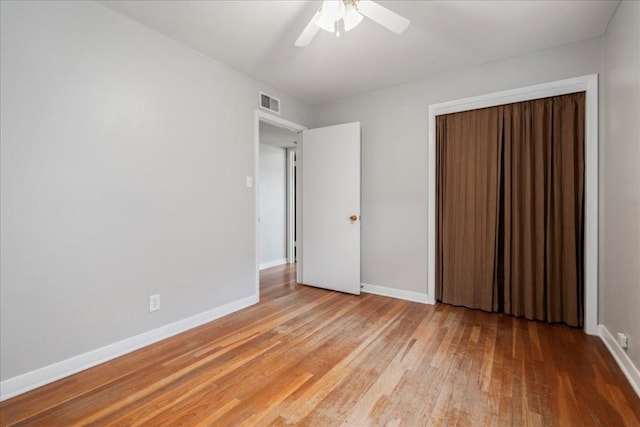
{"left": 260, "top": 92, "right": 281, "bottom": 114}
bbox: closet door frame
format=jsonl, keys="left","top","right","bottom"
{"left": 427, "top": 74, "right": 598, "bottom": 335}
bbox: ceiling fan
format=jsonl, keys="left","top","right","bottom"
{"left": 295, "top": 0, "right": 410, "bottom": 47}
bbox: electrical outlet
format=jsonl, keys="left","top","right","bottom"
{"left": 149, "top": 294, "right": 160, "bottom": 312}
{"left": 617, "top": 332, "right": 629, "bottom": 349}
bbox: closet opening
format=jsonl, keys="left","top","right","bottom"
{"left": 435, "top": 92, "right": 585, "bottom": 327}
{"left": 427, "top": 75, "right": 598, "bottom": 333}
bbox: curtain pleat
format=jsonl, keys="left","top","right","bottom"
{"left": 436, "top": 92, "right": 585, "bottom": 327}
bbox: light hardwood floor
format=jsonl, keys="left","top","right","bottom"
{"left": 1, "top": 264, "right": 639, "bottom": 426}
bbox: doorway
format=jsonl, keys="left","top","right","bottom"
{"left": 254, "top": 111, "right": 306, "bottom": 297}
{"left": 254, "top": 111, "right": 362, "bottom": 298}
{"left": 258, "top": 121, "right": 298, "bottom": 270}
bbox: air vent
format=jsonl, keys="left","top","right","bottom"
{"left": 260, "top": 92, "right": 281, "bottom": 114}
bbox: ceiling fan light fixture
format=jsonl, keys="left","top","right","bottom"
{"left": 343, "top": 4, "right": 363, "bottom": 32}
{"left": 315, "top": 1, "right": 345, "bottom": 32}
{"left": 296, "top": 0, "right": 409, "bottom": 46}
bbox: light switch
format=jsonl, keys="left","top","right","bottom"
{"left": 246, "top": 176, "right": 253, "bottom": 188}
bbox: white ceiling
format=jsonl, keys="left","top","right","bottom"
{"left": 100, "top": 0, "right": 618, "bottom": 105}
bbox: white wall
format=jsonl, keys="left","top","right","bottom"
{"left": 313, "top": 37, "right": 603, "bottom": 296}
{"left": 258, "top": 144, "right": 287, "bottom": 266}
{"left": 601, "top": 1, "right": 640, "bottom": 372}
{"left": 0, "top": 0, "right": 312, "bottom": 384}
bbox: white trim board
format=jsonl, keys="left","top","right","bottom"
{"left": 259, "top": 258, "right": 287, "bottom": 270}
{"left": 286, "top": 147, "right": 297, "bottom": 265}
{"left": 0, "top": 294, "right": 258, "bottom": 402}
{"left": 361, "top": 283, "right": 433, "bottom": 304}
{"left": 427, "top": 74, "right": 599, "bottom": 335}
{"left": 598, "top": 324, "right": 640, "bottom": 398}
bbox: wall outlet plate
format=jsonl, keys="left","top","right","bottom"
{"left": 149, "top": 294, "right": 160, "bottom": 312}
{"left": 617, "top": 332, "right": 629, "bottom": 349}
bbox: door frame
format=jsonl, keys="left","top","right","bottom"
{"left": 254, "top": 110, "right": 307, "bottom": 297}
{"left": 286, "top": 147, "right": 296, "bottom": 264}
{"left": 427, "top": 74, "right": 599, "bottom": 335}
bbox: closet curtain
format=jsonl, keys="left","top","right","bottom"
{"left": 435, "top": 92, "right": 585, "bottom": 327}
{"left": 435, "top": 106, "right": 503, "bottom": 312}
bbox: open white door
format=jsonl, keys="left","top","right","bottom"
{"left": 299, "top": 122, "right": 361, "bottom": 294}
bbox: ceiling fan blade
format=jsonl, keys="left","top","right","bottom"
{"left": 295, "top": 10, "right": 322, "bottom": 47}
{"left": 357, "top": 0, "right": 410, "bottom": 34}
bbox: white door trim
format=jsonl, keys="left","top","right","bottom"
{"left": 286, "top": 147, "right": 296, "bottom": 264}
{"left": 427, "top": 74, "right": 599, "bottom": 335}
{"left": 254, "top": 110, "right": 307, "bottom": 297}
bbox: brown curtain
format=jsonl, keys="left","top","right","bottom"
{"left": 435, "top": 107, "right": 503, "bottom": 311}
{"left": 436, "top": 92, "right": 585, "bottom": 327}
{"left": 503, "top": 93, "right": 585, "bottom": 327}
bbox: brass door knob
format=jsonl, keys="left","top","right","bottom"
{"left": 349, "top": 215, "right": 358, "bottom": 221}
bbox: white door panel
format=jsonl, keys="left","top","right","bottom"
{"left": 300, "top": 122, "right": 361, "bottom": 294}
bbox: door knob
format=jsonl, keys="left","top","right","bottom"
{"left": 349, "top": 215, "right": 358, "bottom": 221}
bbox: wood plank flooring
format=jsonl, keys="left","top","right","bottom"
{"left": 1, "top": 264, "right": 639, "bottom": 426}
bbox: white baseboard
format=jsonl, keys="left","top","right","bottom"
{"left": 361, "top": 283, "right": 434, "bottom": 305}
{"left": 259, "top": 258, "right": 287, "bottom": 270}
{"left": 598, "top": 324, "right": 640, "bottom": 398}
{"left": 0, "top": 294, "right": 259, "bottom": 402}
